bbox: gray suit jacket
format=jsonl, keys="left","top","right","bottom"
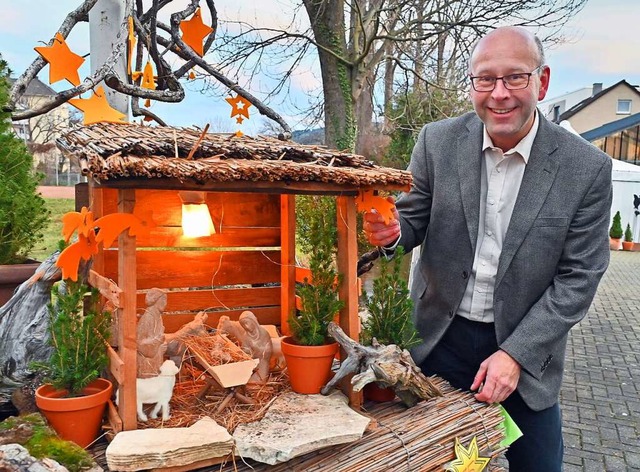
{"left": 397, "top": 111, "right": 612, "bottom": 411}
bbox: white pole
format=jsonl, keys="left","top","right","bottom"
{"left": 88, "top": 0, "right": 129, "bottom": 116}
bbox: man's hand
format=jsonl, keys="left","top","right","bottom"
{"left": 363, "top": 196, "right": 400, "bottom": 247}
{"left": 471, "top": 350, "right": 521, "bottom": 404}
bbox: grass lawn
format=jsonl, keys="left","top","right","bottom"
{"left": 30, "top": 198, "right": 75, "bottom": 262}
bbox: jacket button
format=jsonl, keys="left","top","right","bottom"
{"left": 462, "top": 271, "right": 469, "bottom": 279}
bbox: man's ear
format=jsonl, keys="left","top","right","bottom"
{"left": 538, "top": 65, "right": 551, "bottom": 101}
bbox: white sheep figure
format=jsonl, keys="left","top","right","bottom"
{"left": 116, "top": 359, "right": 180, "bottom": 422}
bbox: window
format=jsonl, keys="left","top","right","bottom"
{"left": 617, "top": 99, "right": 632, "bottom": 115}
{"left": 552, "top": 105, "right": 560, "bottom": 122}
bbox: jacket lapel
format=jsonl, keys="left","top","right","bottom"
{"left": 457, "top": 118, "right": 484, "bottom": 251}
{"left": 496, "top": 118, "right": 559, "bottom": 288}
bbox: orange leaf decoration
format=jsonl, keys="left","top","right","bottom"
{"left": 57, "top": 233, "right": 99, "bottom": 281}
{"left": 61, "top": 207, "right": 95, "bottom": 242}
{"left": 356, "top": 190, "right": 396, "bottom": 224}
{"left": 56, "top": 206, "right": 154, "bottom": 281}
{"left": 94, "top": 212, "right": 155, "bottom": 248}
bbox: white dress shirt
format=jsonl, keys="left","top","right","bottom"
{"left": 456, "top": 112, "right": 540, "bottom": 323}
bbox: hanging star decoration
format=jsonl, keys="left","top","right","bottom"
{"left": 141, "top": 61, "right": 156, "bottom": 107}
{"left": 355, "top": 190, "right": 396, "bottom": 224}
{"left": 34, "top": 32, "right": 85, "bottom": 86}
{"left": 445, "top": 436, "right": 491, "bottom": 472}
{"left": 127, "top": 16, "right": 136, "bottom": 76}
{"left": 68, "top": 86, "right": 127, "bottom": 125}
{"left": 179, "top": 7, "right": 213, "bottom": 56}
{"left": 226, "top": 94, "right": 251, "bottom": 120}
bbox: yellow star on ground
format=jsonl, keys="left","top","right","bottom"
{"left": 69, "top": 86, "right": 127, "bottom": 125}
{"left": 445, "top": 436, "right": 491, "bottom": 472}
{"left": 179, "top": 7, "right": 213, "bottom": 56}
{"left": 35, "top": 32, "right": 85, "bottom": 86}
{"left": 225, "top": 94, "right": 251, "bottom": 119}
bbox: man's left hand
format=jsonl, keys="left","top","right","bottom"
{"left": 470, "top": 350, "right": 521, "bottom": 403}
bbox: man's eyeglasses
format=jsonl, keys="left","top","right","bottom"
{"left": 469, "top": 66, "right": 543, "bottom": 92}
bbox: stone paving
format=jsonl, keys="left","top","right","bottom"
{"left": 560, "top": 250, "right": 640, "bottom": 471}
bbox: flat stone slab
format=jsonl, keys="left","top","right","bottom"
{"left": 233, "top": 391, "right": 370, "bottom": 465}
{"left": 106, "top": 417, "right": 233, "bottom": 471}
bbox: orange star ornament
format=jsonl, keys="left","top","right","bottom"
{"left": 34, "top": 32, "right": 85, "bottom": 86}
{"left": 355, "top": 190, "right": 396, "bottom": 224}
{"left": 225, "top": 94, "right": 251, "bottom": 119}
{"left": 180, "top": 7, "right": 213, "bottom": 56}
{"left": 69, "top": 86, "right": 127, "bottom": 125}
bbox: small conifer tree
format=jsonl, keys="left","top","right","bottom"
{"left": 44, "top": 278, "right": 111, "bottom": 396}
{"left": 609, "top": 211, "right": 623, "bottom": 239}
{"left": 624, "top": 223, "right": 633, "bottom": 242}
{"left": 362, "top": 246, "right": 420, "bottom": 350}
{"left": 290, "top": 196, "right": 344, "bottom": 346}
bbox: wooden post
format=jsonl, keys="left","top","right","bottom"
{"left": 336, "top": 195, "right": 361, "bottom": 407}
{"left": 117, "top": 189, "right": 138, "bottom": 430}
{"left": 280, "top": 195, "right": 296, "bottom": 336}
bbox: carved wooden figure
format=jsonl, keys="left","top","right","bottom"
{"left": 217, "top": 311, "right": 272, "bottom": 383}
{"left": 136, "top": 288, "right": 168, "bottom": 378}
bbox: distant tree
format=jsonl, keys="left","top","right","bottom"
{"left": 215, "top": 0, "right": 587, "bottom": 151}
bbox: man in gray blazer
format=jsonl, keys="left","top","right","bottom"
{"left": 365, "top": 26, "right": 612, "bottom": 471}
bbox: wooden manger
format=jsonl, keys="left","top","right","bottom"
{"left": 58, "top": 122, "right": 411, "bottom": 433}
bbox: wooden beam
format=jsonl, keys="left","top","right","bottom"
{"left": 336, "top": 195, "right": 361, "bottom": 408}
{"left": 117, "top": 189, "right": 138, "bottom": 431}
{"left": 92, "top": 177, "right": 399, "bottom": 195}
{"left": 280, "top": 195, "right": 296, "bottom": 336}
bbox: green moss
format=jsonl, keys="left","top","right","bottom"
{"left": 1, "top": 414, "right": 95, "bottom": 472}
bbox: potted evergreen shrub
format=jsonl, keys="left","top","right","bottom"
{"left": 609, "top": 211, "right": 623, "bottom": 250}
{"left": 33, "top": 208, "right": 121, "bottom": 448}
{"left": 34, "top": 275, "right": 112, "bottom": 448}
{"left": 361, "top": 246, "right": 420, "bottom": 401}
{"left": 623, "top": 223, "right": 634, "bottom": 251}
{"left": 282, "top": 196, "right": 344, "bottom": 394}
{"left": 0, "top": 55, "right": 49, "bottom": 305}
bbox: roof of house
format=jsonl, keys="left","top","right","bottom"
{"left": 581, "top": 112, "right": 640, "bottom": 142}
{"left": 9, "top": 77, "right": 57, "bottom": 97}
{"left": 558, "top": 80, "right": 640, "bottom": 122}
{"left": 56, "top": 123, "right": 412, "bottom": 192}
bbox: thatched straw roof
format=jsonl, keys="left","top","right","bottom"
{"left": 57, "top": 123, "right": 411, "bottom": 192}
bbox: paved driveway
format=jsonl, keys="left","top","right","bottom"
{"left": 561, "top": 251, "right": 640, "bottom": 471}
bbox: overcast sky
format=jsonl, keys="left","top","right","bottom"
{"left": 1, "top": 0, "right": 638, "bottom": 132}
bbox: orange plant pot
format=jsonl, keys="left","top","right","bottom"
{"left": 622, "top": 241, "right": 634, "bottom": 251}
{"left": 35, "top": 378, "right": 112, "bottom": 448}
{"left": 281, "top": 337, "right": 338, "bottom": 394}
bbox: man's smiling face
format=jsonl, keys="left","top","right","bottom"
{"left": 469, "top": 27, "right": 550, "bottom": 152}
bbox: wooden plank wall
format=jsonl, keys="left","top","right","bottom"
{"left": 99, "top": 189, "right": 282, "bottom": 332}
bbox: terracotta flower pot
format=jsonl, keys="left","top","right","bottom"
{"left": 281, "top": 337, "right": 338, "bottom": 394}
{"left": 622, "top": 241, "right": 634, "bottom": 251}
{"left": 0, "top": 260, "right": 40, "bottom": 307}
{"left": 609, "top": 238, "right": 622, "bottom": 250}
{"left": 364, "top": 382, "right": 396, "bottom": 402}
{"left": 35, "top": 378, "right": 112, "bottom": 448}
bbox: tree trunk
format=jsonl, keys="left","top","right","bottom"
{"left": 303, "top": 0, "right": 355, "bottom": 151}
